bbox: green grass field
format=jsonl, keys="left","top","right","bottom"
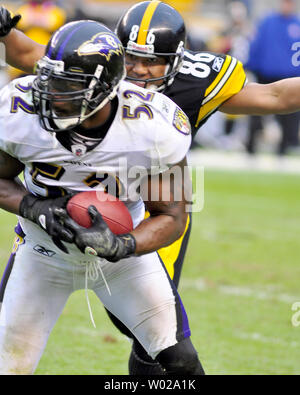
{"left": 1, "top": 169, "right": 300, "bottom": 375}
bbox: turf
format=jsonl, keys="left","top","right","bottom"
{"left": 1, "top": 169, "right": 300, "bottom": 375}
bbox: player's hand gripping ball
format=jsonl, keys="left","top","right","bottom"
{"left": 64, "top": 191, "right": 136, "bottom": 261}
{"left": 66, "top": 191, "right": 133, "bottom": 233}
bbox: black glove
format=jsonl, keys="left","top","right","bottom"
{"left": 0, "top": 6, "right": 21, "bottom": 37}
{"left": 19, "top": 193, "right": 75, "bottom": 253}
{"left": 58, "top": 205, "right": 136, "bottom": 262}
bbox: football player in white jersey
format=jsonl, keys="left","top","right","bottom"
{"left": 0, "top": 20, "right": 206, "bottom": 375}
{"left": 1, "top": 2, "right": 300, "bottom": 375}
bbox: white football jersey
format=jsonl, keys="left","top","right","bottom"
{"left": 0, "top": 75, "right": 191, "bottom": 232}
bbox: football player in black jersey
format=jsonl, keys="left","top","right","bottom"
{"left": 1, "top": 1, "right": 300, "bottom": 375}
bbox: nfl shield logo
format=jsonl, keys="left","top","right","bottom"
{"left": 71, "top": 144, "right": 87, "bottom": 157}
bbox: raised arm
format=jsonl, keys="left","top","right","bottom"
{"left": 0, "top": 6, "right": 45, "bottom": 73}
{"left": 220, "top": 78, "right": 300, "bottom": 115}
{"left": 2, "top": 29, "right": 45, "bottom": 73}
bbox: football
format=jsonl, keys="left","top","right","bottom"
{"left": 66, "top": 191, "right": 133, "bottom": 234}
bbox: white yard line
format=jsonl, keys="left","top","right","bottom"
{"left": 181, "top": 277, "right": 300, "bottom": 304}
{"left": 182, "top": 277, "right": 300, "bottom": 352}
{"left": 235, "top": 331, "right": 300, "bottom": 348}
{"left": 188, "top": 149, "right": 300, "bottom": 174}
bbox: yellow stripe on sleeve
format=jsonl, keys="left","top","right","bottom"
{"left": 204, "top": 55, "right": 232, "bottom": 97}
{"left": 137, "top": 1, "right": 161, "bottom": 45}
{"left": 196, "top": 57, "right": 246, "bottom": 128}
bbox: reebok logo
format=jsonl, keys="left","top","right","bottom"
{"left": 34, "top": 245, "right": 56, "bottom": 257}
{"left": 212, "top": 57, "right": 224, "bottom": 72}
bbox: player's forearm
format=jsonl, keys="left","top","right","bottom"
{"left": 1, "top": 29, "right": 45, "bottom": 73}
{"left": 132, "top": 157, "right": 190, "bottom": 255}
{"left": 0, "top": 178, "right": 27, "bottom": 215}
{"left": 270, "top": 78, "right": 300, "bottom": 114}
{"left": 221, "top": 78, "right": 300, "bottom": 115}
{"left": 131, "top": 211, "right": 187, "bottom": 255}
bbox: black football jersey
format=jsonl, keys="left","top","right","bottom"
{"left": 164, "top": 50, "right": 247, "bottom": 139}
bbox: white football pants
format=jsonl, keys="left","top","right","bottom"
{"left": 0, "top": 226, "right": 191, "bottom": 375}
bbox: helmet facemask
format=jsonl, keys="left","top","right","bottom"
{"left": 32, "top": 56, "right": 121, "bottom": 132}
{"left": 116, "top": 1, "right": 186, "bottom": 92}
{"left": 124, "top": 40, "right": 184, "bottom": 92}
